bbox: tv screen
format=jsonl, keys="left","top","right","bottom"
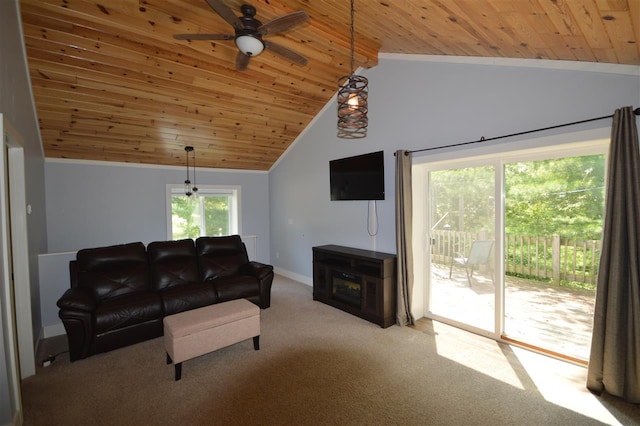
{"left": 330, "top": 151, "right": 385, "bottom": 201}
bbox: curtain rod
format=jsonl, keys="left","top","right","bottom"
{"left": 402, "top": 107, "right": 640, "bottom": 156}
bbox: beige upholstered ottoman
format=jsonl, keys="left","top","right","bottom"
{"left": 164, "top": 298, "right": 260, "bottom": 380}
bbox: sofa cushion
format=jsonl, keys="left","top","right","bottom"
{"left": 212, "top": 275, "right": 259, "bottom": 303}
{"left": 196, "top": 235, "right": 249, "bottom": 280}
{"left": 160, "top": 282, "right": 218, "bottom": 316}
{"left": 147, "top": 239, "right": 199, "bottom": 291}
{"left": 95, "top": 291, "right": 163, "bottom": 334}
{"left": 76, "top": 242, "right": 150, "bottom": 299}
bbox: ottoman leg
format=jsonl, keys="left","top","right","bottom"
{"left": 175, "top": 362, "right": 182, "bottom": 381}
{"left": 253, "top": 335, "right": 260, "bottom": 350}
{"left": 166, "top": 353, "right": 172, "bottom": 365}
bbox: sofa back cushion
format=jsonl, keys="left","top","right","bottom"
{"left": 147, "top": 239, "right": 199, "bottom": 291}
{"left": 76, "top": 242, "right": 150, "bottom": 299}
{"left": 196, "top": 235, "right": 249, "bottom": 281}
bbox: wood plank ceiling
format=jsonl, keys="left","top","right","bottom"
{"left": 20, "top": 0, "right": 640, "bottom": 171}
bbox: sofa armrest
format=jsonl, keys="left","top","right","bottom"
{"left": 57, "top": 287, "right": 99, "bottom": 312}
{"left": 240, "top": 261, "right": 273, "bottom": 280}
{"left": 239, "top": 261, "right": 274, "bottom": 309}
{"left": 59, "top": 309, "right": 95, "bottom": 362}
{"left": 57, "top": 287, "right": 99, "bottom": 361}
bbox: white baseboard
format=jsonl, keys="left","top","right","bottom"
{"left": 274, "top": 267, "right": 312, "bottom": 286}
{"left": 42, "top": 323, "right": 65, "bottom": 338}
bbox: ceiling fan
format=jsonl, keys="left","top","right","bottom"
{"left": 174, "top": 0, "right": 310, "bottom": 71}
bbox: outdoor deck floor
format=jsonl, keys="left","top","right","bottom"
{"left": 430, "top": 263, "right": 596, "bottom": 361}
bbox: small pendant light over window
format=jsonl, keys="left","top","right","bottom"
{"left": 184, "top": 146, "right": 198, "bottom": 197}
{"left": 337, "top": 0, "right": 368, "bottom": 139}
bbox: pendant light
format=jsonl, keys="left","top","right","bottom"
{"left": 337, "top": 0, "right": 368, "bottom": 139}
{"left": 184, "top": 146, "right": 198, "bottom": 197}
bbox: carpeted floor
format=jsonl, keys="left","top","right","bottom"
{"left": 22, "top": 275, "right": 640, "bottom": 425}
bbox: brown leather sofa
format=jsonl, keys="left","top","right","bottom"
{"left": 57, "top": 235, "right": 273, "bottom": 361}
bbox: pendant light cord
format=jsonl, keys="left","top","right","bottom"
{"left": 349, "top": 0, "right": 355, "bottom": 75}
{"left": 185, "top": 148, "right": 190, "bottom": 182}
{"left": 192, "top": 149, "right": 196, "bottom": 191}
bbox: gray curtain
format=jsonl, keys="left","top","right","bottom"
{"left": 395, "top": 149, "right": 415, "bottom": 326}
{"left": 587, "top": 106, "right": 640, "bottom": 403}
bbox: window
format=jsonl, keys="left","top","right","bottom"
{"left": 166, "top": 185, "right": 240, "bottom": 240}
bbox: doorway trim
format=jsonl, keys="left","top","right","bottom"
{"left": 2, "top": 114, "right": 35, "bottom": 379}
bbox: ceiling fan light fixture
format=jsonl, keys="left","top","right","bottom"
{"left": 235, "top": 34, "right": 265, "bottom": 56}
{"left": 172, "top": 2, "right": 308, "bottom": 70}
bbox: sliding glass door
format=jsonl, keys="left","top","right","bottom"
{"left": 421, "top": 142, "right": 605, "bottom": 361}
{"left": 429, "top": 165, "right": 496, "bottom": 333}
{"left": 502, "top": 155, "right": 604, "bottom": 360}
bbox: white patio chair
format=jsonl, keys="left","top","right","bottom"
{"left": 449, "top": 240, "right": 494, "bottom": 286}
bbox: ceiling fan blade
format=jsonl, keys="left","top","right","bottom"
{"left": 236, "top": 51, "right": 250, "bottom": 71}
{"left": 258, "top": 11, "right": 309, "bottom": 35}
{"left": 264, "top": 40, "right": 308, "bottom": 66}
{"left": 205, "top": 0, "right": 242, "bottom": 29}
{"left": 173, "top": 33, "right": 234, "bottom": 40}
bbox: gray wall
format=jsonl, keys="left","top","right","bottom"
{"left": 269, "top": 57, "right": 640, "bottom": 282}
{"left": 0, "top": 0, "right": 48, "bottom": 422}
{"left": 45, "top": 161, "right": 269, "bottom": 259}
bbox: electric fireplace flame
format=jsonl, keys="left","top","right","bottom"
{"left": 332, "top": 271, "right": 362, "bottom": 307}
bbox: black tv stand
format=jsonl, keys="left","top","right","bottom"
{"left": 312, "top": 245, "right": 397, "bottom": 328}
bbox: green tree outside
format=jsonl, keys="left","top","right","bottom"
{"left": 505, "top": 155, "right": 605, "bottom": 240}
{"left": 430, "top": 165, "right": 495, "bottom": 234}
{"left": 171, "top": 195, "right": 231, "bottom": 239}
{"left": 430, "top": 154, "right": 606, "bottom": 289}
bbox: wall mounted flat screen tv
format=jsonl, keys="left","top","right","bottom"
{"left": 330, "top": 151, "right": 385, "bottom": 201}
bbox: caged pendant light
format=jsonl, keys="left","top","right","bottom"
{"left": 337, "top": 0, "right": 368, "bottom": 139}
{"left": 184, "top": 146, "right": 198, "bottom": 197}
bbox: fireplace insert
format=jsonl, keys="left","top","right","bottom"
{"left": 332, "top": 271, "right": 362, "bottom": 307}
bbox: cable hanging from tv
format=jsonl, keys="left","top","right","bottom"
{"left": 367, "top": 200, "right": 379, "bottom": 236}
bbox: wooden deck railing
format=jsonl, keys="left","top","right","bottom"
{"left": 431, "top": 230, "right": 600, "bottom": 285}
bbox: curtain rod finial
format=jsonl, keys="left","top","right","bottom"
{"left": 633, "top": 107, "right": 640, "bottom": 116}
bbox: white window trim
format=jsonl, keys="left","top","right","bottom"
{"left": 165, "top": 184, "right": 241, "bottom": 240}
